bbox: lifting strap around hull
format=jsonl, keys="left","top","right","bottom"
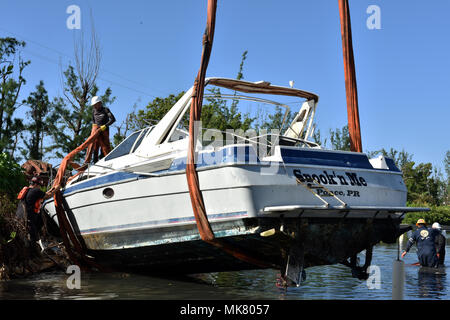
{"left": 338, "top": 0, "right": 363, "bottom": 153}
{"left": 185, "top": 0, "right": 277, "bottom": 269}
{"left": 186, "top": 0, "right": 217, "bottom": 242}
{"left": 48, "top": 128, "right": 108, "bottom": 271}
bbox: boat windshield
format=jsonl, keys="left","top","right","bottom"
{"left": 104, "top": 127, "right": 153, "bottom": 161}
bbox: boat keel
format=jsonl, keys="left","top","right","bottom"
{"left": 280, "top": 245, "right": 307, "bottom": 287}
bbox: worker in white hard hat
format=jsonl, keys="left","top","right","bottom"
{"left": 432, "top": 222, "right": 446, "bottom": 267}
{"left": 90, "top": 96, "right": 116, "bottom": 162}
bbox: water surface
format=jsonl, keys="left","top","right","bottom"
{"left": 0, "top": 242, "right": 448, "bottom": 300}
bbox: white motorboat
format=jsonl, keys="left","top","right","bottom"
{"left": 43, "top": 78, "right": 425, "bottom": 284}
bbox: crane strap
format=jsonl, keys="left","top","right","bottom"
{"left": 48, "top": 128, "right": 102, "bottom": 194}
{"left": 185, "top": 0, "right": 218, "bottom": 242}
{"left": 185, "top": 0, "right": 276, "bottom": 269}
{"left": 338, "top": 0, "right": 363, "bottom": 152}
{"left": 48, "top": 128, "right": 107, "bottom": 270}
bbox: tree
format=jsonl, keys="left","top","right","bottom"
{"left": 0, "top": 152, "right": 26, "bottom": 199}
{"left": 0, "top": 38, "right": 30, "bottom": 159}
{"left": 257, "top": 105, "right": 294, "bottom": 133}
{"left": 368, "top": 148, "right": 413, "bottom": 171}
{"left": 445, "top": 150, "right": 450, "bottom": 180}
{"left": 46, "top": 75, "right": 114, "bottom": 160}
{"left": 112, "top": 102, "right": 139, "bottom": 147}
{"left": 21, "top": 81, "right": 54, "bottom": 160}
{"left": 367, "top": 147, "right": 446, "bottom": 206}
{"left": 46, "top": 27, "right": 114, "bottom": 161}
{"left": 235, "top": 50, "right": 247, "bottom": 81}
{"left": 123, "top": 50, "right": 255, "bottom": 143}
{"left": 443, "top": 150, "right": 449, "bottom": 205}
{"left": 202, "top": 87, "right": 255, "bottom": 133}
{"left": 229, "top": 50, "right": 247, "bottom": 112}
{"left": 329, "top": 125, "right": 350, "bottom": 151}
{"left": 311, "top": 128, "right": 327, "bottom": 147}
{"left": 200, "top": 50, "right": 255, "bottom": 133}
{"left": 128, "top": 92, "right": 186, "bottom": 132}
{"left": 402, "top": 161, "right": 443, "bottom": 206}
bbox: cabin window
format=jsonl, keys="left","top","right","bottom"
{"left": 104, "top": 131, "right": 141, "bottom": 161}
{"left": 131, "top": 127, "right": 152, "bottom": 153}
{"left": 168, "top": 128, "right": 189, "bottom": 142}
{"left": 73, "top": 174, "right": 97, "bottom": 184}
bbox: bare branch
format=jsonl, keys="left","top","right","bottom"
{"left": 73, "top": 19, "right": 101, "bottom": 98}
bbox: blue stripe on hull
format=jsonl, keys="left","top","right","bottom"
{"left": 63, "top": 171, "right": 141, "bottom": 195}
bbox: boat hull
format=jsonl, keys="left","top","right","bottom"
{"left": 80, "top": 217, "right": 404, "bottom": 274}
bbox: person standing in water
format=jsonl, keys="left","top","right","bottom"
{"left": 432, "top": 222, "right": 446, "bottom": 267}
{"left": 401, "top": 219, "right": 439, "bottom": 268}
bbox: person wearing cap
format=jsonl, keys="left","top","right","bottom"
{"left": 90, "top": 96, "right": 116, "bottom": 162}
{"left": 401, "top": 218, "right": 439, "bottom": 267}
{"left": 432, "top": 222, "right": 446, "bottom": 266}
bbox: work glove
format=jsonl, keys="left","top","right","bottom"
{"left": 100, "top": 125, "right": 107, "bottom": 131}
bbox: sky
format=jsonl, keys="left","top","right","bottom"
{"left": 1, "top": 0, "right": 449, "bottom": 173}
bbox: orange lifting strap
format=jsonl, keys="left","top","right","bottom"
{"left": 338, "top": 0, "right": 363, "bottom": 153}
{"left": 48, "top": 128, "right": 103, "bottom": 194}
{"left": 186, "top": 0, "right": 277, "bottom": 269}
{"left": 48, "top": 128, "right": 107, "bottom": 271}
{"left": 186, "top": 0, "right": 217, "bottom": 242}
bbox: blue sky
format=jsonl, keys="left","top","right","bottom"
{"left": 1, "top": 0, "right": 449, "bottom": 173}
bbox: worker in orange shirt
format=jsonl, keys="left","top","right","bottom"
{"left": 17, "top": 177, "right": 52, "bottom": 251}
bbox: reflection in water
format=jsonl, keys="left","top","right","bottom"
{"left": 0, "top": 242, "right": 448, "bottom": 300}
{"left": 417, "top": 270, "right": 446, "bottom": 299}
{"left": 401, "top": 232, "right": 448, "bottom": 300}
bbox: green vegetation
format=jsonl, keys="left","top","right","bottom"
{"left": 0, "top": 152, "right": 26, "bottom": 199}
{"left": 402, "top": 206, "right": 450, "bottom": 226}
{"left": 0, "top": 152, "right": 26, "bottom": 235}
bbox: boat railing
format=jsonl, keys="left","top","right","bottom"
{"left": 199, "top": 126, "right": 320, "bottom": 156}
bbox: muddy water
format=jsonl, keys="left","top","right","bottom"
{"left": 0, "top": 241, "right": 448, "bottom": 300}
